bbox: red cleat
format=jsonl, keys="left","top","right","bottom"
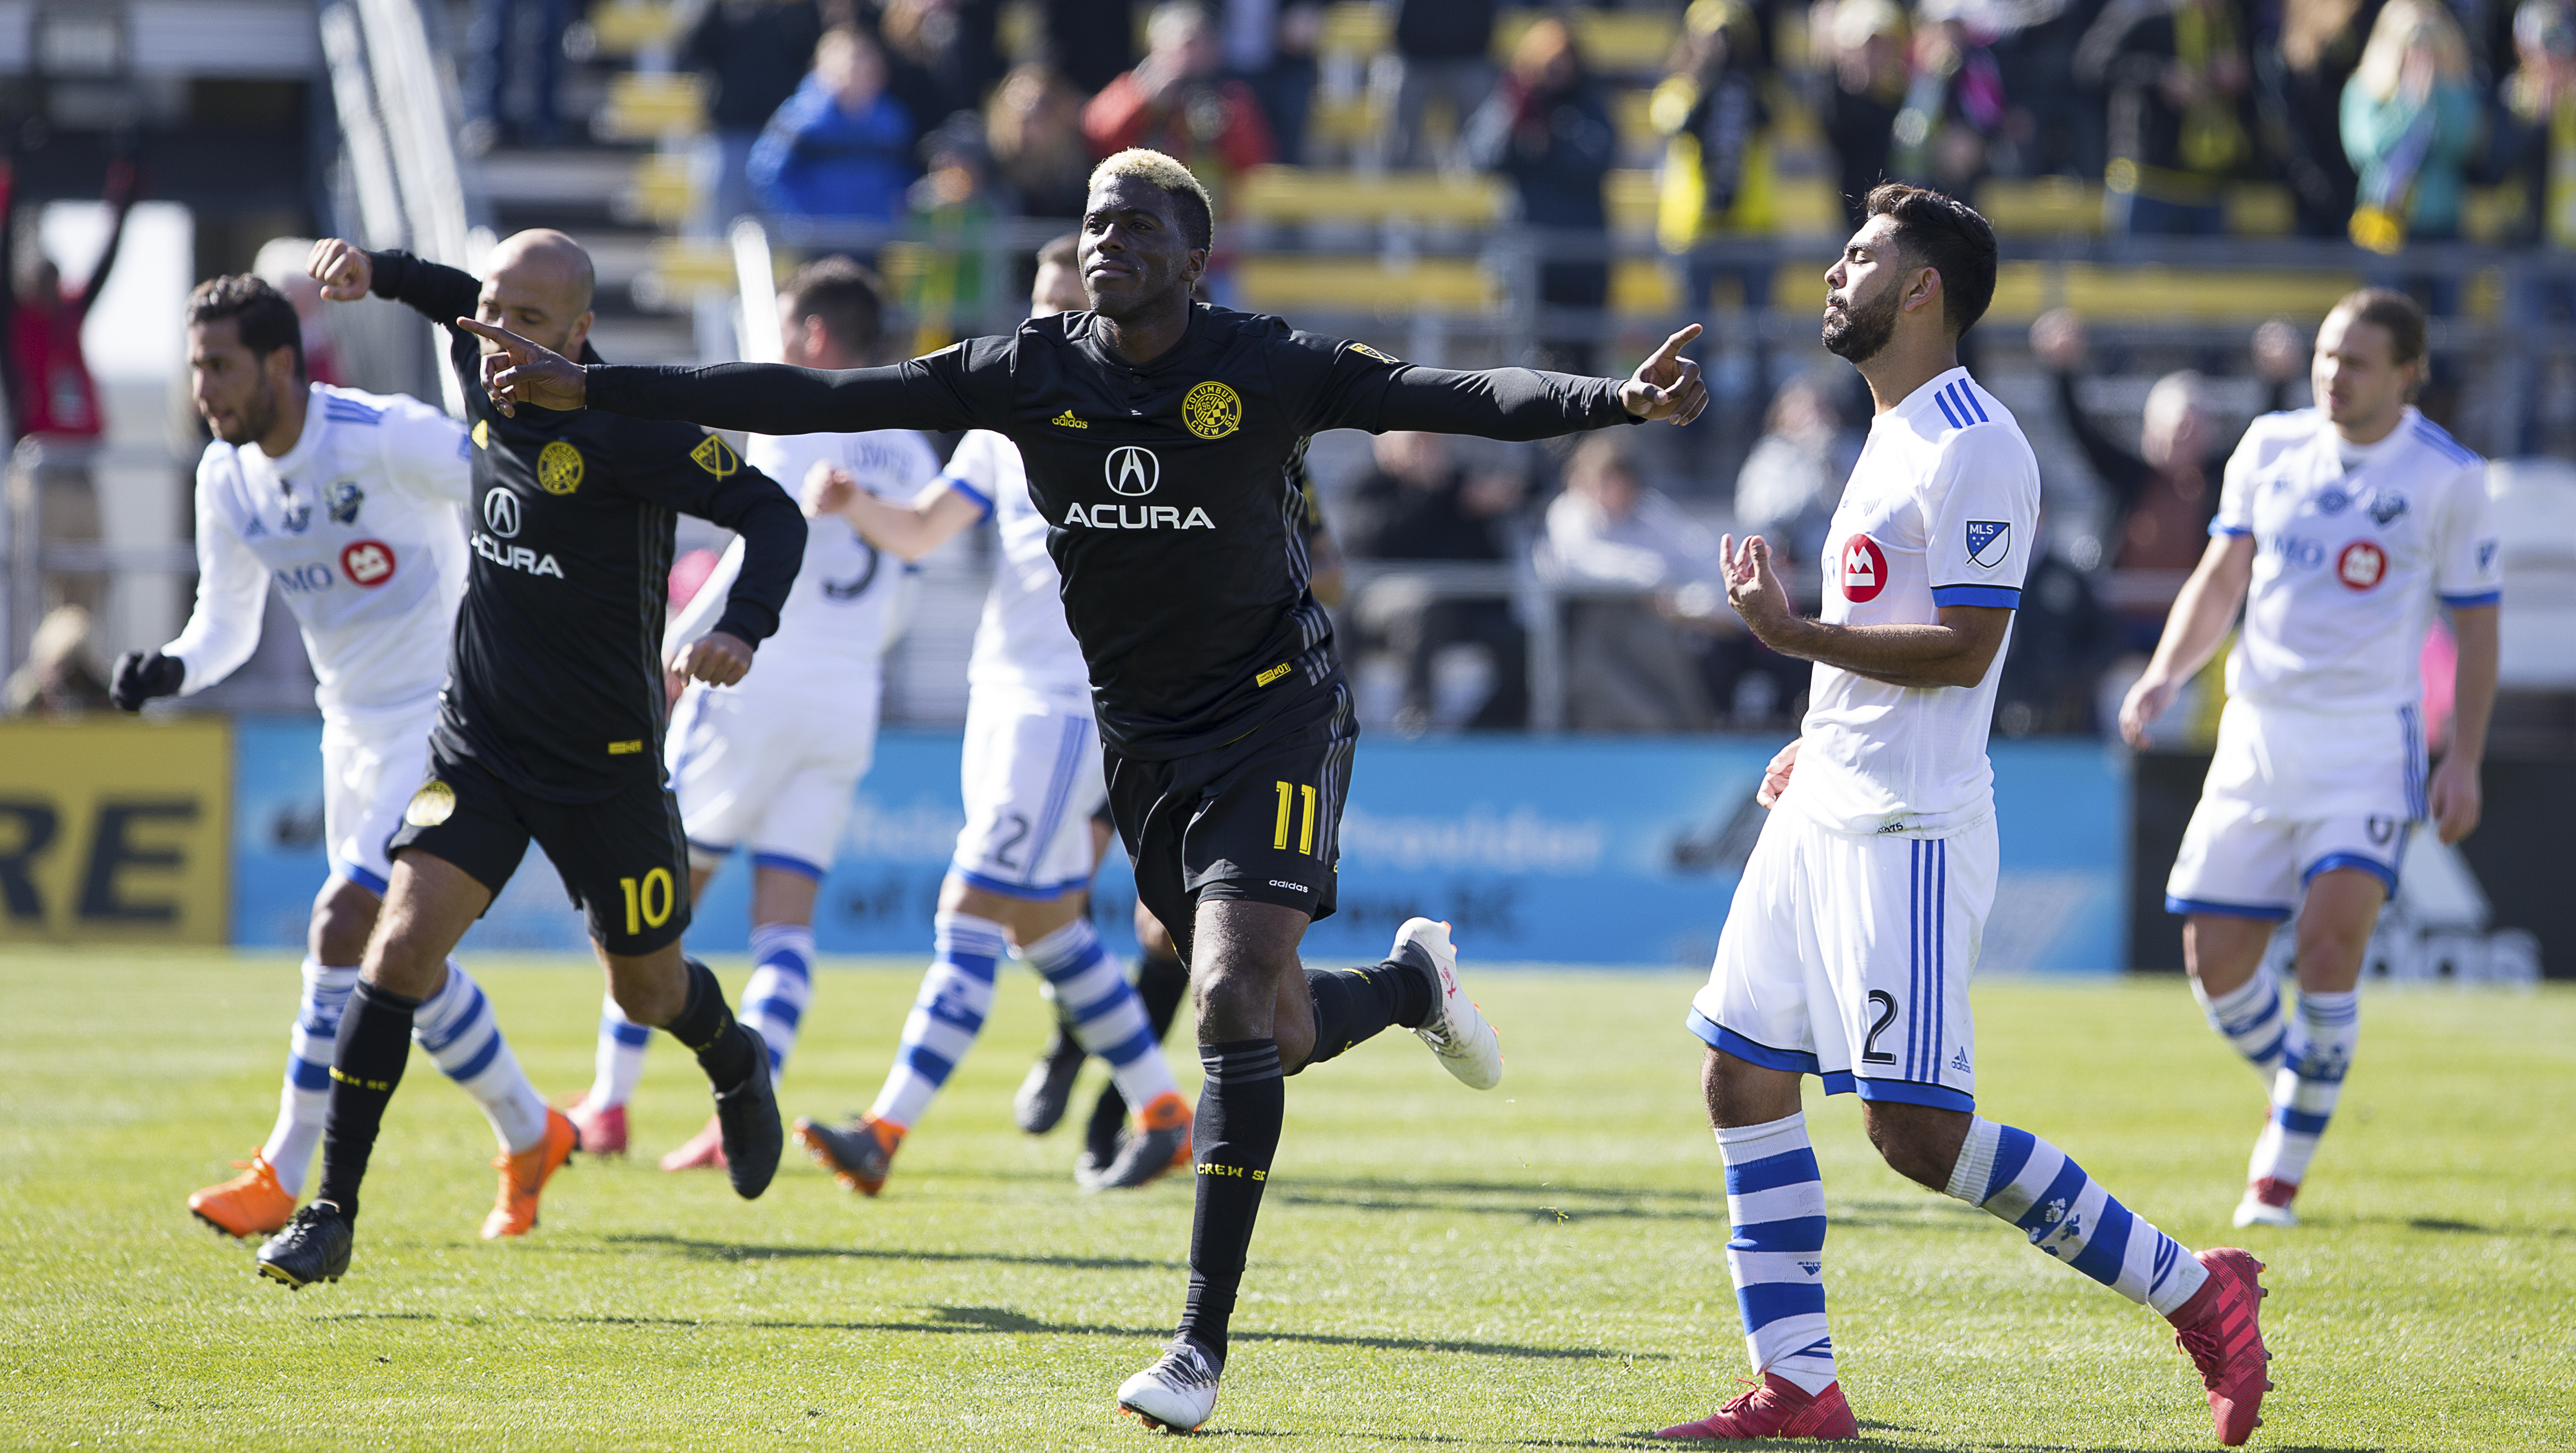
{"left": 564, "top": 1099, "right": 626, "bottom": 1157}
{"left": 658, "top": 1113, "right": 728, "bottom": 1172}
{"left": 1658, "top": 1374, "right": 1858, "bottom": 1441}
{"left": 2169, "top": 1247, "right": 2272, "bottom": 1446}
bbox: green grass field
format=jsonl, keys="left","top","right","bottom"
{"left": 2, "top": 951, "right": 2570, "bottom": 1451}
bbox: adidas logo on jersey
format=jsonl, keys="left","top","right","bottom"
{"left": 1062, "top": 502, "right": 1215, "bottom": 531}
{"left": 1050, "top": 409, "right": 1088, "bottom": 429}
{"left": 472, "top": 531, "right": 566, "bottom": 579}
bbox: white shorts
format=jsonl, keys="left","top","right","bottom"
{"left": 1689, "top": 806, "right": 1992, "bottom": 1111}
{"left": 951, "top": 691, "right": 1106, "bottom": 900}
{"left": 2165, "top": 698, "right": 2422, "bottom": 919}
{"left": 667, "top": 682, "right": 879, "bottom": 879}
{"left": 323, "top": 704, "right": 437, "bottom": 895}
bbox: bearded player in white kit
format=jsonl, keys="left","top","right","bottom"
{"left": 2122, "top": 287, "right": 2498, "bottom": 1229}
{"left": 790, "top": 236, "right": 1195, "bottom": 1195}
{"left": 1655, "top": 185, "right": 2272, "bottom": 1446}
{"left": 564, "top": 257, "right": 941, "bottom": 1169}
{"left": 121, "top": 276, "right": 571, "bottom": 1243}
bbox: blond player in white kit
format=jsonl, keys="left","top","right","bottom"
{"left": 2122, "top": 288, "right": 2499, "bottom": 1230}
{"left": 1652, "top": 185, "right": 2271, "bottom": 1448}
{"left": 565, "top": 257, "right": 940, "bottom": 1170}
{"left": 787, "top": 236, "right": 1194, "bottom": 1197}
{"left": 127, "top": 275, "right": 567, "bottom": 1244}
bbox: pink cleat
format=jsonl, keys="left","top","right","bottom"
{"left": 1658, "top": 1374, "right": 1858, "bottom": 1441}
{"left": 2168, "top": 1247, "right": 2273, "bottom": 1446}
{"left": 658, "top": 1114, "right": 728, "bottom": 1171}
{"left": 563, "top": 1099, "right": 627, "bottom": 1157}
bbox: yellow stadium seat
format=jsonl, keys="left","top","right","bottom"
{"left": 1496, "top": 7, "right": 1679, "bottom": 71}
{"left": 622, "top": 153, "right": 696, "bottom": 227}
{"left": 647, "top": 237, "right": 734, "bottom": 294}
{"left": 1975, "top": 177, "right": 2104, "bottom": 237}
{"left": 1987, "top": 263, "right": 2364, "bottom": 319}
{"left": 599, "top": 72, "right": 706, "bottom": 141}
{"left": 586, "top": 1, "right": 680, "bottom": 57}
{"left": 1236, "top": 166, "right": 1507, "bottom": 226}
{"left": 1237, "top": 256, "right": 1499, "bottom": 312}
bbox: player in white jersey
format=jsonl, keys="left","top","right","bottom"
{"left": 2121, "top": 288, "right": 2497, "bottom": 1230}
{"left": 118, "top": 276, "right": 569, "bottom": 1244}
{"left": 1652, "top": 186, "right": 2272, "bottom": 1447}
{"left": 785, "top": 237, "right": 1194, "bottom": 1196}
{"left": 564, "top": 259, "right": 939, "bottom": 1170}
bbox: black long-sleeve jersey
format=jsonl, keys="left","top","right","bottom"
{"left": 587, "top": 304, "right": 1639, "bottom": 758}
{"left": 368, "top": 250, "right": 807, "bottom": 801}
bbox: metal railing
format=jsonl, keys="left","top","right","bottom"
{"left": 2, "top": 439, "right": 197, "bottom": 679}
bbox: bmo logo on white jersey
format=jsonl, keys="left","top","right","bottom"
{"left": 2336, "top": 539, "right": 2387, "bottom": 591}
{"left": 1839, "top": 534, "right": 1889, "bottom": 603}
{"left": 340, "top": 539, "right": 396, "bottom": 587}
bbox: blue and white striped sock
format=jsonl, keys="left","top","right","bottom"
{"left": 2192, "top": 969, "right": 2289, "bottom": 1082}
{"left": 1946, "top": 1115, "right": 2208, "bottom": 1317}
{"left": 260, "top": 959, "right": 360, "bottom": 1196}
{"left": 742, "top": 922, "right": 816, "bottom": 1082}
{"left": 413, "top": 960, "right": 551, "bottom": 1155}
{"left": 1025, "top": 916, "right": 1179, "bottom": 1115}
{"left": 587, "top": 993, "right": 652, "bottom": 1109}
{"left": 1717, "top": 1112, "right": 1836, "bottom": 1396}
{"left": 868, "top": 912, "right": 1006, "bottom": 1131}
{"left": 2249, "top": 988, "right": 2359, "bottom": 1193}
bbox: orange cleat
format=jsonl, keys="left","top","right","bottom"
{"left": 189, "top": 1150, "right": 298, "bottom": 1239}
{"left": 658, "top": 1113, "right": 728, "bottom": 1172}
{"left": 2170, "top": 1247, "right": 2272, "bottom": 1446}
{"left": 481, "top": 1107, "right": 578, "bottom": 1240}
{"left": 563, "top": 1099, "right": 627, "bottom": 1156}
{"left": 794, "top": 1114, "right": 901, "bottom": 1196}
{"left": 1657, "top": 1374, "right": 1859, "bottom": 1441}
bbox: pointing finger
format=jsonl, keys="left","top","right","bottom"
{"left": 1645, "top": 323, "right": 1704, "bottom": 370}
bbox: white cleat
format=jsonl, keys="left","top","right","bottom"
{"left": 2233, "top": 1193, "right": 2300, "bottom": 1229}
{"left": 1394, "top": 917, "right": 1503, "bottom": 1091}
{"left": 1116, "top": 1340, "right": 1222, "bottom": 1432}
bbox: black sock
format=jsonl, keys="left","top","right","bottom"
{"left": 314, "top": 980, "right": 421, "bottom": 1227}
{"left": 1299, "top": 959, "right": 1431, "bottom": 1068}
{"left": 665, "top": 957, "right": 755, "bottom": 1090}
{"left": 1088, "top": 945, "right": 1193, "bottom": 1154}
{"left": 1175, "top": 1039, "right": 1283, "bottom": 1365}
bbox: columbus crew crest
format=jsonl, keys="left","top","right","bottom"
{"left": 690, "top": 433, "right": 740, "bottom": 479}
{"left": 404, "top": 781, "right": 456, "bottom": 827}
{"left": 537, "top": 440, "right": 584, "bottom": 495}
{"left": 1183, "top": 380, "right": 1242, "bottom": 439}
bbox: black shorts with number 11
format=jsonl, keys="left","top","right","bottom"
{"left": 387, "top": 744, "right": 693, "bottom": 956}
{"left": 1104, "top": 681, "right": 1355, "bottom": 965}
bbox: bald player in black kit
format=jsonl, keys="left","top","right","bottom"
{"left": 251, "top": 229, "right": 808, "bottom": 1291}
{"left": 467, "top": 149, "right": 1707, "bottom": 1431}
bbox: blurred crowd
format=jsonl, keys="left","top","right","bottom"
{"left": 452, "top": 0, "right": 2576, "bottom": 260}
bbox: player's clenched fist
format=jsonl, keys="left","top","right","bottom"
{"left": 672, "top": 630, "right": 755, "bottom": 688}
{"left": 308, "top": 238, "right": 373, "bottom": 302}
{"left": 802, "top": 461, "right": 858, "bottom": 517}
{"left": 458, "top": 317, "right": 588, "bottom": 415}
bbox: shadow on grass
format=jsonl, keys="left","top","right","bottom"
{"left": 1268, "top": 1178, "right": 1982, "bottom": 1230}
{"left": 597, "top": 1232, "right": 1181, "bottom": 1272}
{"left": 2391, "top": 1216, "right": 2571, "bottom": 1238}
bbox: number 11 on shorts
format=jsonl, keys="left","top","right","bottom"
{"left": 1273, "top": 781, "right": 1317, "bottom": 855}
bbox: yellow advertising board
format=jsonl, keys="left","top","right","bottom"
{"left": 0, "top": 716, "right": 230, "bottom": 944}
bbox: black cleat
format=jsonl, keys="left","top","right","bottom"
{"left": 1013, "top": 1032, "right": 1087, "bottom": 1134}
{"left": 255, "top": 1203, "right": 352, "bottom": 1289}
{"left": 711, "top": 1024, "right": 782, "bottom": 1200}
{"left": 1085, "top": 1120, "right": 1189, "bottom": 1191}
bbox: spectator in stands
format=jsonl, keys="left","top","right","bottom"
{"left": 1733, "top": 372, "right": 1860, "bottom": 583}
{"left": 871, "top": 0, "right": 1006, "bottom": 129}
{"left": 685, "top": 0, "right": 826, "bottom": 234}
{"left": 253, "top": 238, "right": 344, "bottom": 387}
{"left": 1042, "top": 0, "right": 1136, "bottom": 94}
{"left": 1370, "top": 0, "right": 1500, "bottom": 171}
{"left": 1655, "top": 0, "right": 1778, "bottom": 314}
{"left": 6, "top": 155, "right": 135, "bottom": 445}
{"left": 2494, "top": 0, "right": 2576, "bottom": 250}
{"left": 1225, "top": 0, "right": 1326, "bottom": 164}
{"left": 1466, "top": 19, "right": 1616, "bottom": 376}
{"left": 464, "top": 0, "right": 572, "bottom": 152}
{"left": 2029, "top": 307, "right": 2302, "bottom": 648}
{"left": 1341, "top": 431, "right": 1531, "bottom": 732}
{"left": 1889, "top": 9, "right": 2012, "bottom": 194}
{"left": 2256, "top": 0, "right": 2375, "bottom": 237}
{"left": 750, "top": 26, "right": 921, "bottom": 222}
{"left": 1542, "top": 433, "right": 1723, "bottom": 732}
{"left": 2, "top": 604, "right": 110, "bottom": 716}
{"left": 1082, "top": 3, "right": 1277, "bottom": 224}
{"left": 2078, "top": 0, "right": 2259, "bottom": 234}
{"left": 986, "top": 63, "right": 1096, "bottom": 218}
{"left": 2341, "top": 0, "right": 2483, "bottom": 252}
{"left": 1820, "top": 0, "right": 1911, "bottom": 226}
{"left": 905, "top": 113, "right": 1004, "bottom": 344}
{"left": 1993, "top": 521, "right": 2124, "bottom": 735}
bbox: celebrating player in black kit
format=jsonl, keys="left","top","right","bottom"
{"left": 251, "top": 230, "right": 808, "bottom": 1289}
{"left": 468, "top": 149, "right": 1705, "bottom": 1429}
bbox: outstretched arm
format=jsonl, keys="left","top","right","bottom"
{"left": 812, "top": 466, "right": 984, "bottom": 563}
{"left": 73, "top": 157, "right": 138, "bottom": 315}
{"left": 465, "top": 318, "right": 990, "bottom": 437}
{"left": 1368, "top": 324, "right": 1709, "bottom": 439}
{"left": 310, "top": 239, "right": 481, "bottom": 330}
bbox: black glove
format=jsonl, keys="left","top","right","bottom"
{"left": 108, "top": 650, "right": 184, "bottom": 712}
